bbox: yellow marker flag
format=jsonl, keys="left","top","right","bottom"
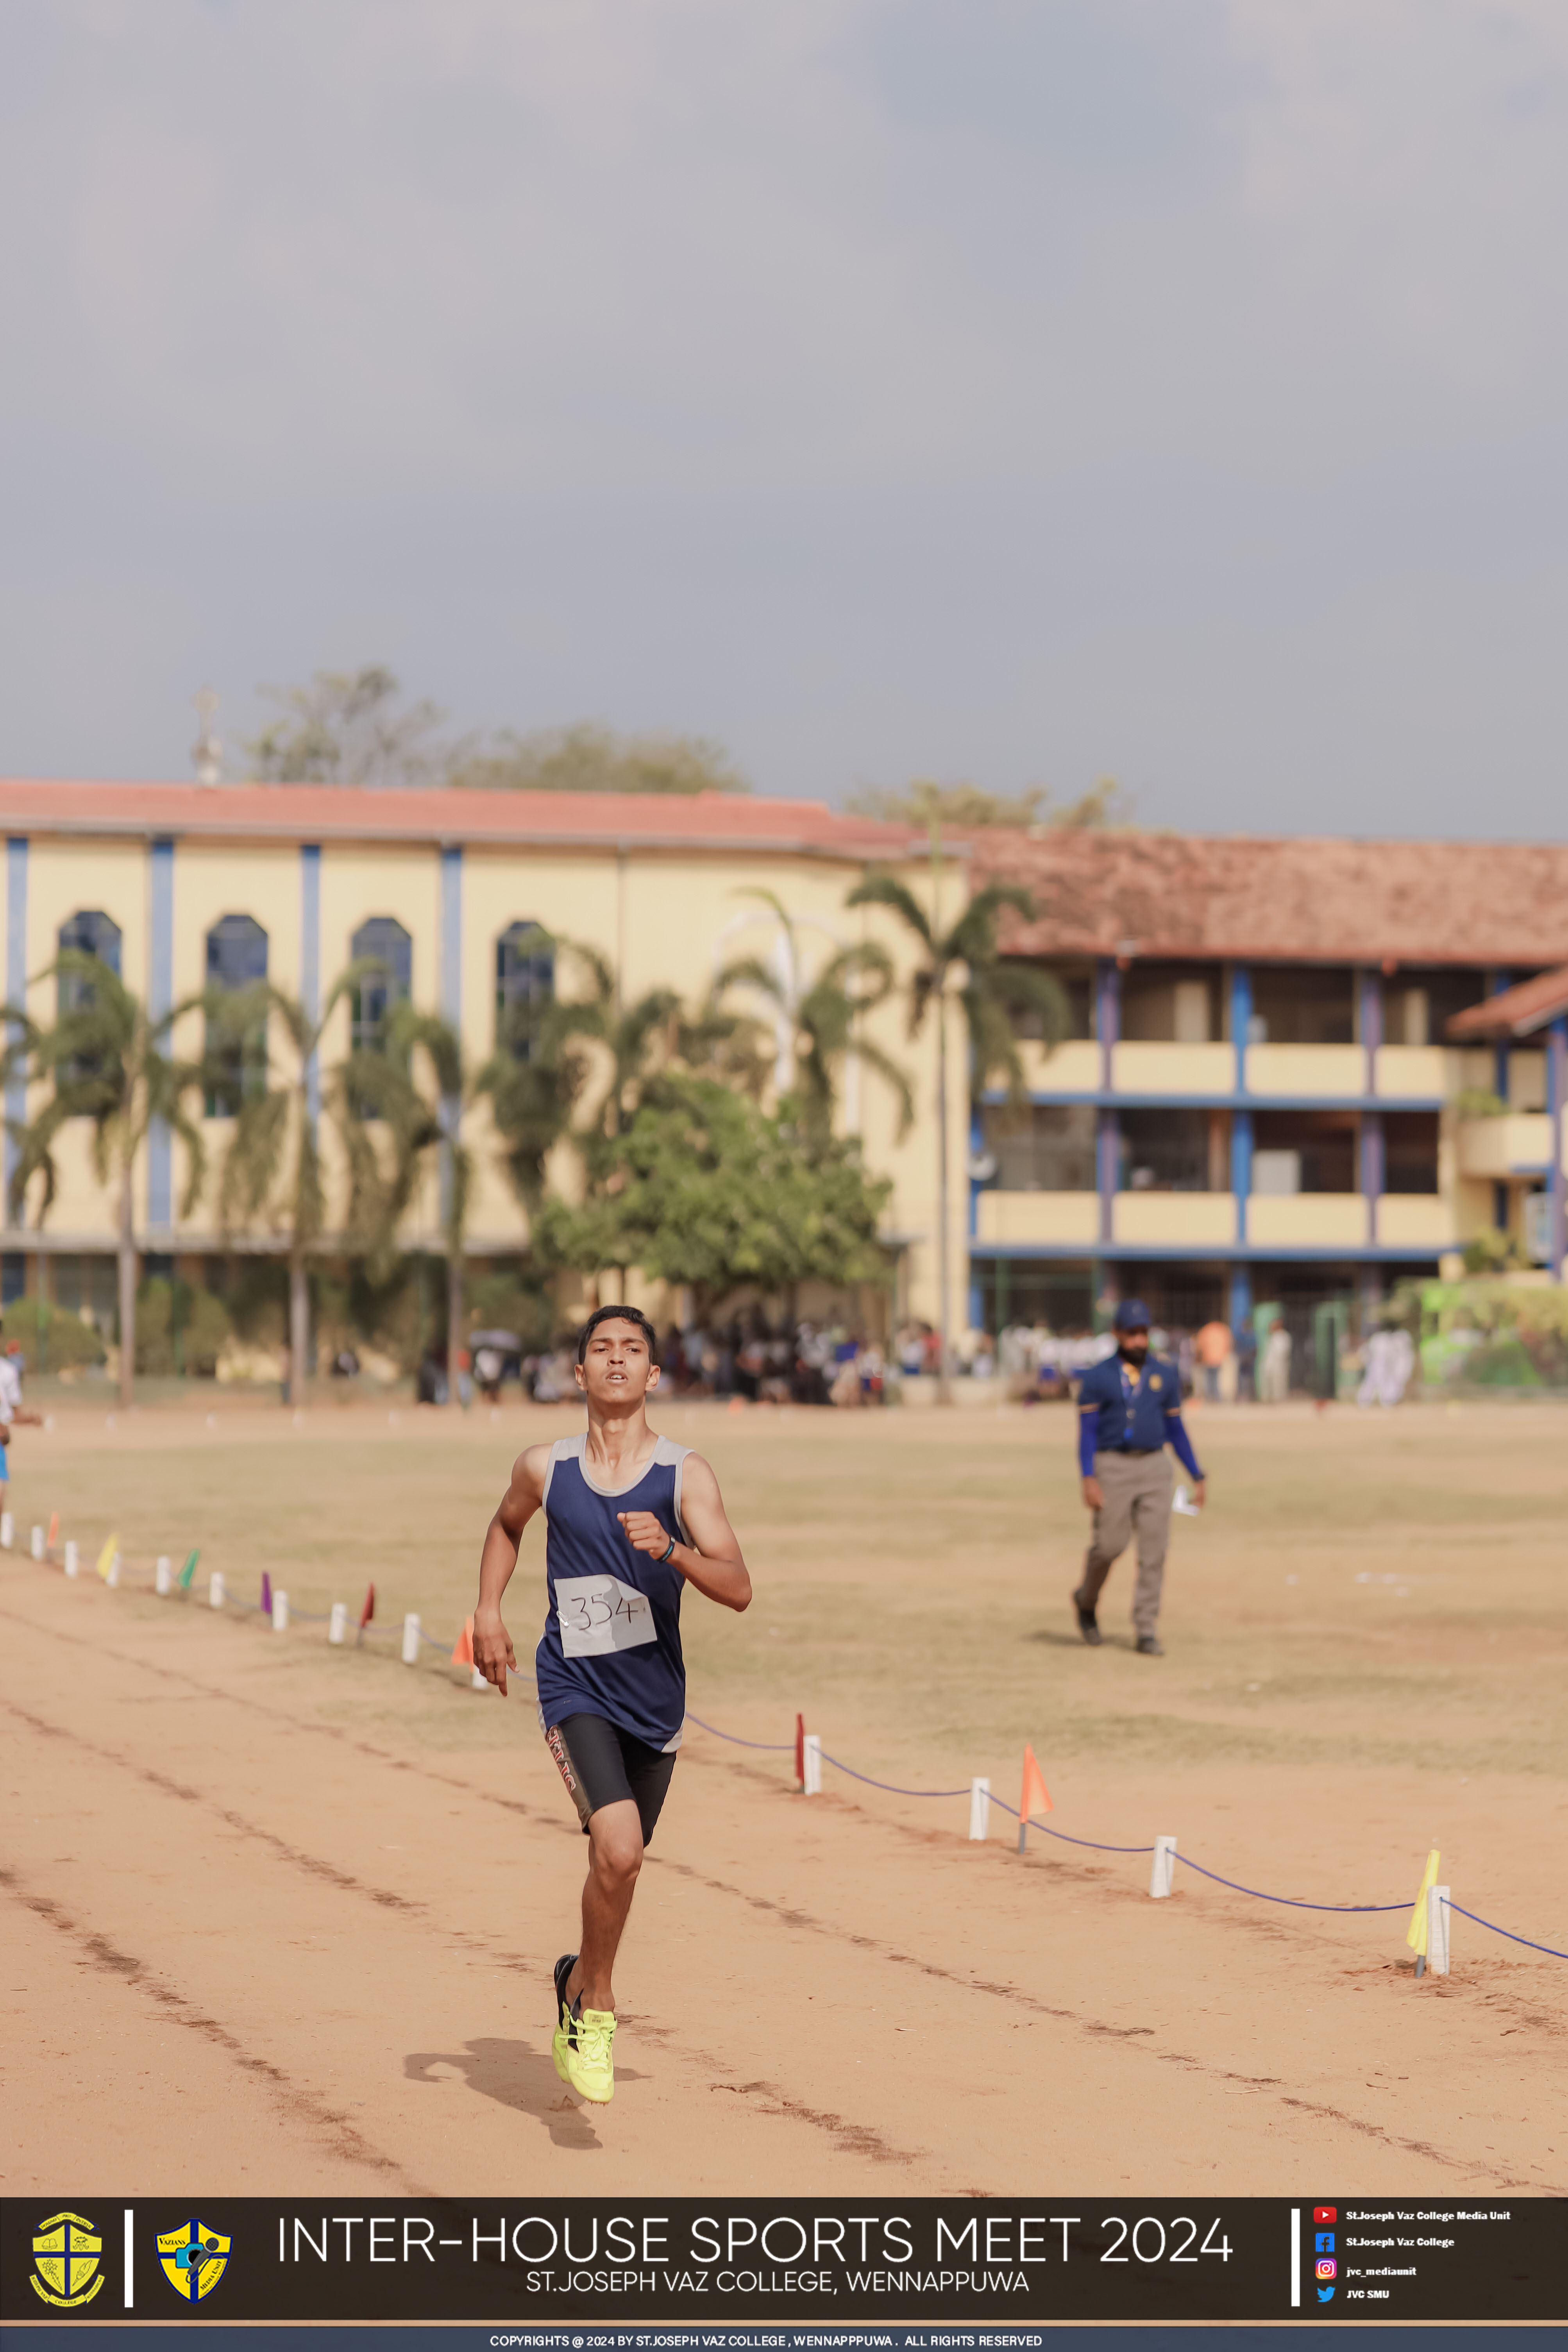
{"left": 1405, "top": 1848, "right": 1440, "bottom": 1956}
{"left": 95, "top": 1532, "right": 120, "bottom": 1582}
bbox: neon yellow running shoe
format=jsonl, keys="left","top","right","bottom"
{"left": 564, "top": 2007, "right": 616, "bottom": 2103}
{"left": 551, "top": 1953, "right": 579, "bottom": 2086}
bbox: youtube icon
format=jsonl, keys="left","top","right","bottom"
{"left": 1314, "top": 2206, "right": 1337, "bottom": 2224}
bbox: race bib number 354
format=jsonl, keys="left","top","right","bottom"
{"left": 555, "top": 1575, "right": 658, "bottom": 1657}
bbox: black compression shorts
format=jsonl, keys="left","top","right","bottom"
{"left": 542, "top": 1711, "right": 677, "bottom": 1846}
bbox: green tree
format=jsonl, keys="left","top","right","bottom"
{"left": 847, "top": 857, "right": 1069, "bottom": 1400}
{"left": 246, "top": 665, "right": 452, "bottom": 785}
{"left": 533, "top": 1074, "right": 892, "bottom": 1322}
{"left": 713, "top": 890, "right": 913, "bottom": 1145}
{"left": 3, "top": 953, "right": 210, "bottom": 1407}
{"left": 207, "top": 964, "right": 397, "bottom": 1405}
{"left": 449, "top": 722, "right": 747, "bottom": 796}
{"left": 848, "top": 776, "right": 1132, "bottom": 829}
{"left": 386, "top": 1004, "right": 491, "bottom": 1398}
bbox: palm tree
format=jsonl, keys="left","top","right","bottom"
{"left": 207, "top": 964, "right": 390, "bottom": 1406}
{"left": 713, "top": 890, "right": 914, "bottom": 1144}
{"left": 847, "top": 850, "right": 1068, "bottom": 1401}
{"left": 386, "top": 1005, "right": 484, "bottom": 1400}
{"left": 4, "top": 952, "right": 210, "bottom": 1406}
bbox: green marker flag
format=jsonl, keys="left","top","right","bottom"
{"left": 177, "top": 1548, "right": 200, "bottom": 1590}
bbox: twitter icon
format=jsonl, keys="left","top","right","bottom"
{"left": 1318, "top": 2286, "right": 1335, "bottom": 2304}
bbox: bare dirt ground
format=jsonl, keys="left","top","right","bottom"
{"left": 2, "top": 1392, "right": 1564, "bottom": 2199}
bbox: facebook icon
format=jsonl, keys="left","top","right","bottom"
{"left": 1316, "top": 2232, "right": 1335, "bottom": 2253}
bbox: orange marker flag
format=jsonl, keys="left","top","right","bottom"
{"left": 451, "top": 1615, "right": 474, "bottom": 1668}
{"left": 46, "top": 1511, "right": 59, "bottom": 1553}
{"left": 1017, "top": 1744, "right": 1053, "bottom": 1853}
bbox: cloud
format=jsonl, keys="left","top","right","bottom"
{"left": 0, "top": 0, "right": 1564, "bottom": 834}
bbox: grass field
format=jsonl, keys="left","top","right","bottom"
{"left": 3, "top": 1391, "right": 1565, "bottom": 2197}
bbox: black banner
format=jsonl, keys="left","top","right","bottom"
{"left": 4, "top": 2199, "right": 1562, "bottom": 2326}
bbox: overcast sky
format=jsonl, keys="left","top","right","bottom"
{"left": 2, "top": 0, "right": 1565, "bottom": 836}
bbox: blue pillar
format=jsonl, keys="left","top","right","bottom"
{"left": 300, "top": 845, "right": 321, "bottom": 1125}
{"left": 439, "top": 846, "right": 463, "bottom": 1230}
{"left": 1549, "top": 1016, "right": 1566, "bottom": 1284}
{"left": 1493, "top": 1179, "right": 1509, "bottom": 1235}
{"left": 966, "top": 1099, "right": 984, "bottom": 1330}
{"left": 1096, "top": 959, "right": 1120, "bottom": 1249}
{"left": 1230, "top": 963, "right": 1252, "bottom": 1095}
{"left": 5, "top": 839, "right": 27, "bottom": 1215}
{"left": 1228, "top": 1262, "right": 1252, "bottom": 1335}
{"left": 1488, "top": 971, "right": 1512, "bottom": 1106}
{"left": 147, "top": 839, "right": 175, "bottom": 1230}
{"left": 1360, "top": 1109, "right": 1384, "bottom": 1248}
{"left": 1231, "top": 1105, "right": 1253, "bottom": 1246}
{"left": 1359, "top": 967, "right": 1382, "bottom": 1096}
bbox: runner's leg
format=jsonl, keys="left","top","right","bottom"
{"left": 566, "top": 1799, "right": 643, "bottom": 2014}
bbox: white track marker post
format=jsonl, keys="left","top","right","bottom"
{"left": 30, "top": 1524, "right": 44, "bottom": 1559}
{"left": 106, "top": 1551, "right": 121, "bottom": 1588}
{"left": 969, "top": 1777, "right": 991, "bottom": 1841}
{"left": 803, "top": 1732, "right": 822, "bottom": 1795}
{"left": 1428, "top": 1886, "right": 1450, "bottom": 1977}
{"left": 0, "top": 1510, "right": 12, "bottom": 1549}
{"left": 329, "top": 1601, "right": 348, "bottom": 1645}
{"left": 209, "top": 1570, "right": 225, "bottom": 1609}
{"left": 64, "top": 1540, "right": 79, "bottom": 1578}
{"left": 401, "top": 1612, "right": 421, "bottom": 1665}
{"left": 155, "top": 1556, "right": 172, "bottom": 1596}
{"left": 1150, "top": 1835, "right": 1178, "bottom": 1898}
{"left": 471, "top": 1662, "right": 487, "bottom": 1691}
{"left": 272, "top": 1589, "right": 289, "bottom": 1632}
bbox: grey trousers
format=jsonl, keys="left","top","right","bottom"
{"left": 1075, "top": 1449, "right": 1174, "bottom": 1637}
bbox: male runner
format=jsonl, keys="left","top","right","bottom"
{"left": 1071, "top": 1299, "right": 1205, "bottom": 1656}
{"left": 473, "top": 1304, "right": 751, "bottom": 2105}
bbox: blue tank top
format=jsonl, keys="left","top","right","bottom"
{"left": 533, "top": 1432, "right": 691, "bottom": 1753}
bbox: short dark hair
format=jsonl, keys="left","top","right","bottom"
{"left": 576, "top": 1303, "right": 660, "bottom": 1365}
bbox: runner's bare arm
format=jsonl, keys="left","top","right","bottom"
{"left": 617, "top": 1453, "right": 751, "bottom": 1612}
{"left": 474, "top": 1444, "right": 552, "bottom": 1695}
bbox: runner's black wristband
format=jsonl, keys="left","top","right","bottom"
{"left": 658, "top": 1533, "right": 677, "bottom": 1564}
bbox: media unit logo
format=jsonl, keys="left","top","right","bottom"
{"left": 157, "top": 2218, "right": 232, "bottom": 2301}
{"left": 30, "top": 2211, "right": 105, "bottom": 2308}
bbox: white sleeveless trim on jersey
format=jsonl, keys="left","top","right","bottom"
{"left": 542, "top": 1430, "right": 692, "bottom": 1542}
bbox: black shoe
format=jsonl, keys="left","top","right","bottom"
{"left": 1073, "top": 1594, "right": 1102, "bottom": 1647}
{"left": 1135, "top": 1635, "right": 1164, "bottom": 1657}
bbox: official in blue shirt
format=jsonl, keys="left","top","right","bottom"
{"left": 1071, "top": 1298, "right": 1205, "bottom": 1656}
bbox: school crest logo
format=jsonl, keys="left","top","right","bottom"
{"left": 1149, "top": 1374, "right": 1162, "bottom": 1390}
{"left": 157, "top": 2218, "right": 231, "bottom": 2301}
{"left": 30, "top": 2211, "right": 105, "bottom": 2307}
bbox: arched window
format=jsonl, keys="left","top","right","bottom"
{"left": 55, "top": 911, "right": 123, "bottom": 1084}
{"left": 57, "top": 910, "right": 122, "bottom": 1007}
{"left": 350, "top": 917, "right": 412, "bottom": 1055}
{"left": 204, "top": 915, "right": 269, "bottom": 1117}
{"left": 495, "top": 921, "right": 554, "bottom": 1061}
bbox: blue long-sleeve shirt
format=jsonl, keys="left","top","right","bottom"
{"left": 1076, "top": 1349, "right": 1202, "bottom": 1481}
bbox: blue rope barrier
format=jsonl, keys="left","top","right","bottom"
{"left": 684, "top": 1710, "right": 794, "bottom": 1751}
{"left": 991, "top": 1795, "right": 1155, "bottom": 1853}
{"left": 1175, "top": 1853, "right": 1407, "bottom": 1912}
{"left": 1443, "top": 1898, "right": 1568, "bottom": 1961}
{"left": 819, "top": 1749, "right": 971, "bottom": 1798}
{"left": 59, "top": 1551, "right": 1568, "bottom": 1963}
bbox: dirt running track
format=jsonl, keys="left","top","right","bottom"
{"left": 3, "top": 1561, "right": 1563, "bottom": 2200}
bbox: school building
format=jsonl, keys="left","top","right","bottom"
{"left": 964, "top": 826, "right": 1568, "bottom": 1371}
{"left": 0, "top": 779, "right": 1564, "bottom": 1364}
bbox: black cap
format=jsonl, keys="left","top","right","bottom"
{"left": 1113, "top": 1298, "right": 1152, "bottom": 1331}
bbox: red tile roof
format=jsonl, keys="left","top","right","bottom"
{"left": 973, "top": 827, "right": 1568, "bottom": 967}
{"left": 1446, "top": 962, "right": 1568, "bottom": 1039}
{"left": 0, "top": 778, "right": 918, "bottom": 861}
